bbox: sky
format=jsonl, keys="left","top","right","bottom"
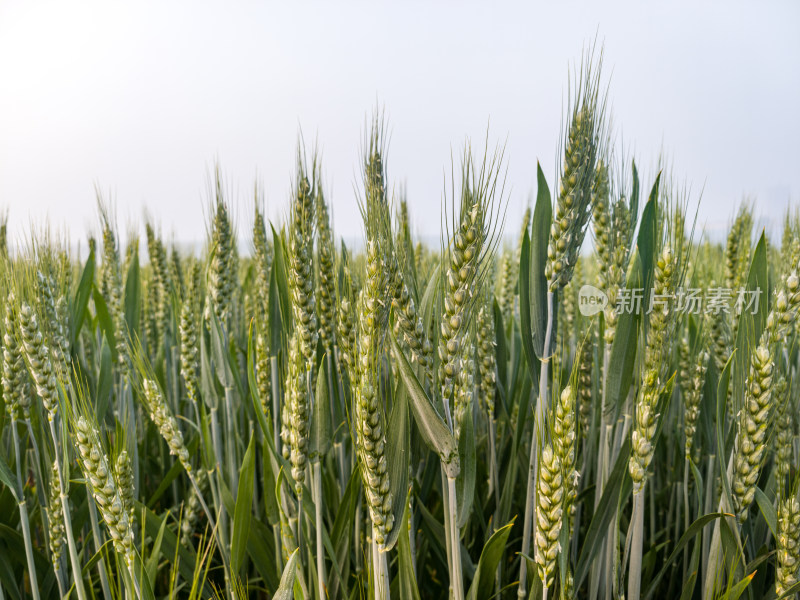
{"left": 0, "top": 1, "right": 798, "bottom": 252}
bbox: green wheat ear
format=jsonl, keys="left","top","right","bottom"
{"left": 315, "top": 170, "right": 337, "bottom": 354}
{"left": 142, "top": 378, "right": 192, "bottom": 472}
{"left": 546, "top": 57, "right": 605, "bottom": 292}
{"left": 207, "top": 170, "right": 236, "bottom": 327}
{"left": 438, "top": 144, "right": 504, "bottom": 429}
{"left": 284, "top": 332, "right": 310, "bottom": 495}
{"left": 46, "top": 461, "right": 65, "bottom": 569}
{"left": 535, "top": 442, "right": 563, "bottom": 593}
{"left": 67, "top": 380, "right": 137, "bottom": 570}
{"left": 629, "top": 245, "right": 676, "bottom": 493}
{"left": 287, "top": 150, "right": 318, "bottom": 364}
{"left": 777, "top": 491, "right": 800, "bottom": 596}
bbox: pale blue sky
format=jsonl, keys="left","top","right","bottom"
{"left": 0, "top": 1, "right": 798, "bottom": 249}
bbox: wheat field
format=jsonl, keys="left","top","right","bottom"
{"left": 0, "top": 56, "right": 798, "bottom": 600}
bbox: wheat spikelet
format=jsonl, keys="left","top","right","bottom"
{"left": 253, "top": 204, "right": 272, "bottom": 316}
{"left": 181, "top": 469, "right": 208, "bottom": 547}
{"left": 73, "top": 416, "right": 135, "bottom": 564}
{"left": 143, "top": 379, "right": 192, "bottom": 472}
{"left": 774, "top": 376, "right": 793, "bottom": 486}
{"left": 115, "top": 450, "right": 135, "bottom": 525}
{"left": 545, "top": 84, "right": 602, "bottom": 291}
{"left": 437, "top": 157, "right": 497, "bottom": 422}
{"left": 554, "top": 384, "right": 578, "bottom": 539}
{"left": 629, "top": 245, "right": 675, "bottom": 492}
{"left": 287, "top": 158, "right": 318, "bottom": 363}
{"left": 284, "top": 334, "right": 310, "bottom": 494}
{"left": 18, "top": 303, "right": 60, "bottom": 416}
{"left": 683, "top": 349, "right": 709, "bottom": 462}
{"left": 255, "top": 332, "right": 271, "bottom": 417}
{"left": 534, "top": 443, "right": 563, "bottom": 592}
{"left": 354, "top": 240, "right": 394, "bottom": 546}
{"left": 592, "top": 161, "right": 611, "bottom": 288}
{"left": 2, "top": 297, "right": 30, "bottom": 420}
{"left": 777, "top": 495, "right": 800, "bottom": 597}
{"left": 145, "top": 222, "right": 171, "bottom": 337}
{"left": 47, "top": 462, "right": 65, "bottom": 568}
{"left": 453, "top": 335, "right": 475, "bottom": 440}
{"left": 731, "top": 272, "right": 800, "bottom": 519}
{"left": 99, "top": 209, "right": 130, "bottom": 372}
{"left": 179, "top": 296, "right": 200, "bottom": 404}
{"left": 476, "top": 298, "right": 496, "bottom": 418}
{"left": 316, "top": 182, "right": 337, "bottom": 354}
{"left": 208, "top": 177, "right": 235, "bottom": 326}
{"left": 497, "top": 250, "right": 515, "bottom": 322}
{"left": 731, "top": 340, "right": 773, "bottom": 519}
{"left": 577, "top": 331, "right": 593, "bottom": 436}
{"left": 603, "top": 195, "right": 631, "bottom": 345}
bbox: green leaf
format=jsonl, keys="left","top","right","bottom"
{"left": 146, "top": 436, "right": 199, "bottom": 507}
{"left": 604, "top": 250, "right": 642, "bottom": 417}
{"left": 642, "top": 512, "right": 728, "bottom": 599}
{"left": 95, "top": 335, "right": 113, "bottom": 421}
{"left": 246, "top": 519, "right": 281, "bottom": 593}
{"left": 390, "top": 330, "right": 459, "bottom": 477}
{"left": 732, "top": 232, "right": 768, "bottom": 402}
{"left": 627, "top": 161, "right": 640, "bottom": 258}
{"left": 466, "top": 520, "right": 514, "bottom": 600}
{"left": 231, "top": 434, "right": 256, "bottom": 574}
{"left": 530, "top": 161, "right": 552, "bottom": 360}
{"left": 123, "top": 549, "right": 156, "bottom": 600}
{"left": 717, "top": 353, "right": 736, "bottom": 513}
{"left": 575, "top": 436, "right": 632, "bottom": 589}
{"left": 274, "top": 548, "right": 299, "bottom": 600}
{"left": 719, "top": 571, "right": 755, "bottom": 600}
{"left": 328, "top": 467, "right": 360, "bottom": 600}
{"left": 518, "top": 227, "right": 535, "bottom": 377}
{"left": 637, "top": 175, "right": 660, "bottom": 308}
{"left": 309, "top": 357, "right": 332, "bottom": 459}
{"left": 754, "top": 487, "right": 777, "bottom": 539}
{"left": 456, "top": 400, "right": 476, "bottom": 529}
{"left": 144, "top": 514, "right": 168, "bottom": 585}
{"left": 492, "top": 299, "right": 508, "bottom": 404}
{"left": 208, "top": 308, "right": 235, "bottom": 390}
{"left": 92, "top": 284, "right": 117, "bottom": 363}
{"left": 0, "top": 542, "right": 22, "bottom": 600}
{"left": 200, "top": 321, "right": 219, "bottom": 410}
{"left": 397, "top": 502, "right": 422, "bottom": 600}
{"left": 70, "top": 245, "right": 95, "bottom": 348}
{"left": 247, "top": 320, "right": 271, "bottom": 441}
{"left": 270, "top": 224, "right": 293, "bottom": 347}
{"left": 778, "top": 581, "right": 800, "bottom": 599}
{"left": 124, "top": 247, "right": 141, "bottom": 339}
{"left": 0, "top": 453, "right": 19, "bottom": 501}
{"left": 137, "top": 505, "right": 216, "bottom": 597}
{"left": 384, "top": 381, "right": 410, "bottom": 551}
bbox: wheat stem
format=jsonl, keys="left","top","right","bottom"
{"left": 10, "top": 420, "right": 40, "bottom": 600}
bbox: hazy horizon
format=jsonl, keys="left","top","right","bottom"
{"left": 1, "top": 1, "right": 798, "bottom": 252}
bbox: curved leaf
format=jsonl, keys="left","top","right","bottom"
{"left": 231, "top": 435, "right": 256, "bottom": 574}
{"left": 456, "top": 399, "right": 476, "bottom": 528}
{"left": 309, "top": 356, "right": 331, "bottom": 459}
{"left": 530, "top": 161, "right": 552, "bottom": 359}
{"left": 643, "top": 512, "right": 728, "bottom": 599}
{"left": 605, "top": 250, "right": 642, "bottom": 417}
{"left": 70, "top": 246, "right": 95, "bottom": 348}
{"left": 466, "top": 520, "right": 514, "bottom": 600}
{"left": 390, "top": 330, "right": 459, "bottom": 477}
{"left": 384, "top": 382, "right": 410, "bottom": 551}
{"left": 274, "top": 548, "right": 299, "bottom": 600}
